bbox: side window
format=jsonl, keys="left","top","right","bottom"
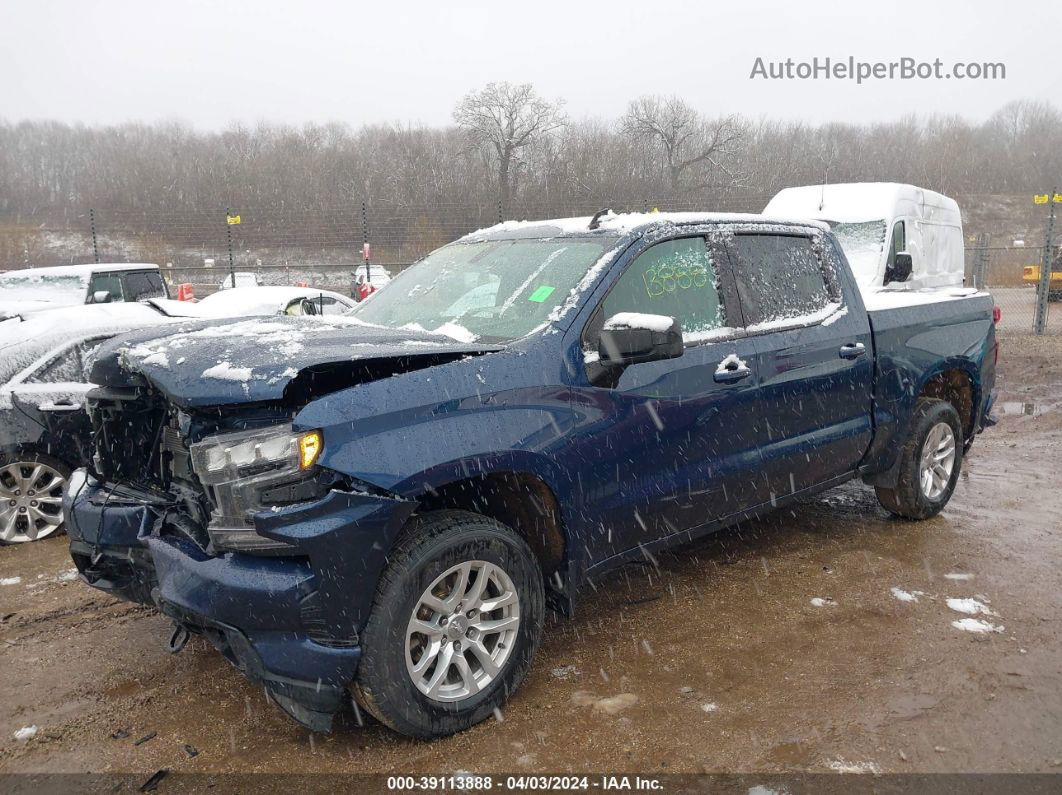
{"left": 319, "top": 297, "right": 349, "bottom": 315}
{"left": 886, "top": 221, "right": 906, "bottom": 275}
{"left": 123, "top": 272, "right": 165, "bottom": 301}
{"left": 727, "top": 234, "right": 833, "bottom": 327}
{"left": 25, "top": 346, "right": 84, "bottom": 385}
{"left": 88, "top": 274, "right": 124, "bottom": 303}
{"left": 590, "top": 237, "right": 726, "bottom": 346}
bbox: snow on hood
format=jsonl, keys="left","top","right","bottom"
{"left": 96, "top": 315, "right": 501, "bottom": 408}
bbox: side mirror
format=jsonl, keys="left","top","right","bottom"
{"left": 300, "top": 298, "right": 318, "bottom": 315}
{"left": 885, "top": 252, "right": 913, "bottom": 284}
{"left": 91, "top": 290, "right": 113, "bottom": 304}
{"left": 598, "top": 313, "right": 683, "bottom": 367}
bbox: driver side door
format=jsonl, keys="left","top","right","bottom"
{"left": 566, "top": 235, "right": 764, "bottom": 566}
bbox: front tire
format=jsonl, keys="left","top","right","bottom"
{"left": 0, "top": 451, "right": 71, "bottom": 544}
{"left": 353, "top": 510, "right": 545, "bottom": 739}
{"left": 875, "top": 397, "right": 963, "bottom": 520}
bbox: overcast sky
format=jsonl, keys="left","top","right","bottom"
{"left": 2, "top": 0, "right": 1057, "bottom": 129}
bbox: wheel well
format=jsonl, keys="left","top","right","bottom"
{"left": 920, "top": 369, "right": 974, "bottom": 438}
{"left": 416, "top": 472, "right": 566, "bottom": 575}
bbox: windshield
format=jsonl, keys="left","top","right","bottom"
{"left": 348, "top": 237, "right": 619, "bottom": 342}
{"left": 0, "top": 274, "right": 87, "bottom": 304}
{"left": 828, "top": 220, "right": 887, "bottom": 289}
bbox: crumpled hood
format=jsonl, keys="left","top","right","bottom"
{"left": 90, "top": 315, "right": 501, "bottom": 408}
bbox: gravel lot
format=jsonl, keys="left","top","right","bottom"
{"left": 1, "top": 334, "right": 1060, "bottom": 784}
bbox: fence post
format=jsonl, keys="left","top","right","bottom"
{"left": 361, "top": 201, "right": 371, "bottom": 285}
{"left": 1034, "top": 190, "right": 1057, "bottom": 335}
{"left": 89, "top": 208, "right": 100, "bottom": 263}
{"left": 225, "top": 208, "right": 237, "bottom": 289}
{"left": 974, "top": 233, "right": 991, "bottom": 290}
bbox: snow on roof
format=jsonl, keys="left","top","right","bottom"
{"left": 763, "top": 183, "right": 960, "bottom": 224}
{"left": 0, "top": 302, "right": 173, "bottom": 350}
{"left": 460, "top": 211, "right": 827, "bottom": 241}
{"left": 0, "top": 302, "right": 177, "bottom": 385}
{"left": 0, "top": 263, "right": 161, "bottom": 279}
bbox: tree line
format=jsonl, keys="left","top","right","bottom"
{"left": 0, "top": 85, "right": 1059, "bottom": 225}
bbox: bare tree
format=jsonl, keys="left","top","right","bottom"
{"left": 453, "top": 82, "right": 567, "bottom": 213}
{"left": 621, "top": 95, "right": 744, "bottom": 194}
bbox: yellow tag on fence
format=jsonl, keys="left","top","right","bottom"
{"left": 1054, "top": 193, "right": 1062, "bottom": 204}
{"left": 227, "top": 214, "right": 241, "bottom": 225}
{"left": 1034, "top": 194, "right": 1049, "bottom": 204}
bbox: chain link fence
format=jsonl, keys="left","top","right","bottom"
{"left": 1, "top": 196, "right": 1058, "bottom": 333}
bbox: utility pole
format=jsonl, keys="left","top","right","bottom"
{"left": 89, "top": 208, "right": 100, "bottom": 263}
{"left": 361, "top": 201, "right": 371, "bottom": 285}
{"left": 1033, "top": 190, "right": 1058, "bottom": 335}
{"left": 225, "top": 208, "right": 238, "bottom": 289}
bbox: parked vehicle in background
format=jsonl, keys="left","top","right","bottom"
{"left": 0, "top": 303, "right": 180, "bottom": 543}
{"left": 217, "top": 272, "right": 262, "bottom": 290}
{"left": 352, "top": 263, "right": 392, "bottom": 292}
{"left": 68, "top": 212, "right": 996, "bottom": 737}
{"left": 1022, "top": 246, "right": 1062, "bottom": 301}
{"left": 763, "top": 183, "right": 965, "bottom": 294}
{"left": 150, "top": 286, "right": 356, "bottom": 319}
{"left": 0, "top": 263, "right": 169, "bottom": 321}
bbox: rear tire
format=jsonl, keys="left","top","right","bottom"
{"left": 0, "top": 450, "right": 71, "bottom": 544}
{"left": 353, "top": 510, "right": 544, "bottom": 739}
{"left": 875, "top": 398, "right": 963, "bottom": 520}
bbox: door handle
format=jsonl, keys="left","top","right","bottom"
{"left": 838, "top": 342, "right": 866, "bottom": 360}
{"left": 38, "top": 400, "right": 83, "bottom": 412}
{"left": 714, "top": 358, "right": 752, "bottom": 383}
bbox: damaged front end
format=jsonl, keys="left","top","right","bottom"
{"left": 67, "top": 380, "right": 417, "bottom": 732}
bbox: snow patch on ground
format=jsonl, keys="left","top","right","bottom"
{"left": 1, "top": 576, "right": 21, "bottom": 586}
{"left": 891, "top": 587, "right": 924, "bottom": 603}
{"left": 826, "top": 758, "right": 881, "bottom": 774}
{"left": 944, "top": 572, "right": 974, "bottom": 581}
{"left": 951, "top": 618, "right": 1004, "bottom": 634}
{"left": 700, "top": 702, "right": 719, "bottom": 713}
{"left": 946, "top": 597, "right": 995, "bottom": 616}
{"left": 13, "top": 726, "right": 38, "bottom": 742}
{"left": 810, "top": 597, "right": 836, "bottom": 607}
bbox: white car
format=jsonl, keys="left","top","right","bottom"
{"left": 217, "top": 271, "right": 262, "bottom": 290}
{"left": 151, "top": 286, "right": 357, "bottom": 319}
{"left": 0, "top": 303, "right": 181, "bottom": 543}
{"left": 354, "top": 263, "right": 392, "bottom": 290}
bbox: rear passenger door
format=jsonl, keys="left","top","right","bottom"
{"left": 724, "top": 230, "right": 874, "bottom": 500}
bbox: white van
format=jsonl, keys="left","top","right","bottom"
{"left": 763, "top": 183, "right": 965, "bottom": 294}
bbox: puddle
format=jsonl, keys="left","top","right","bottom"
{"left": 999, "top": 401, "right": 1058, "bottom": 417}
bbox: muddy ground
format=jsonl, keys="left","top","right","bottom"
{"left": 1, "top": 333, "right": 1060, "bottom": 782}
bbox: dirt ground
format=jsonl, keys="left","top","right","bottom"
{"left": 1, "top": 333, "right": 1060, "bottom": 783}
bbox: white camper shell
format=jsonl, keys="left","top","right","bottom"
{"left": 763, "top": 183, "right": 965, "bottom": 295}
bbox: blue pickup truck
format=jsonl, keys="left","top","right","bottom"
{"left": 65, "top": 212, "right": 997, "bottom": 738}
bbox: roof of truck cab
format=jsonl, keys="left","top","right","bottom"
{"left": 459, "top": 212, "right": 829, "bottom": 242}
{"left": 0, "top": 263, "right": 161, "bottom": 279}
{"left": 763, "top": 183, "right": 960, "bottom": 225}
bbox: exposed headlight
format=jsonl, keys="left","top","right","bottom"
{"left": 189, "top": 425, "right": 323, "bottom": 553}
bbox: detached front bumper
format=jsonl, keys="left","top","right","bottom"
{"left": 65, "top": 471, "right": 158, "bottom": 605}
{"left": 66, "top": 472, "right": 416, "bottom": 732}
